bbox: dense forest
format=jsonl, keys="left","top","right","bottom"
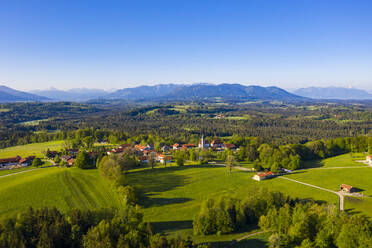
{"left": 0, "top": 101, "right": 371, "bottom": 148}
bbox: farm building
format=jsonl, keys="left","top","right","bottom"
{"left": 252, "top": 171, "right": 274, "bottom": 181}
{"left": 367, "top": 155, "right": 372, "bottom": 164}
{"left": 19, "top": 156, "right": 36, "bottom": 166}
{"left": 0, "top": 156, "right": 21, "bottom": 167}
{"left": 340, "top": 184, "right": 354, "bottom": 193}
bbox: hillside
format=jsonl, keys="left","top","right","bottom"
{"left": 107, "top": 83, "right": 305, "bottom": 101}
{"left": 0, "top": 85, "right": 50, "bottom": 102}
{"left": 294, "top": 87, "right": 372, "bottom": 100}
{"left": 0, "top": 167, "right": 120, "bottom": 217}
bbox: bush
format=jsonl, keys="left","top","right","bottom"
{"left": 32, "top": 157, "right": 43, "bottom": 167}
{"left": 116, "top": 185, "right": 137, "bottom": 206}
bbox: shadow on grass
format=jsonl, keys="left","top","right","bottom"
{"left": 143, "top": 196, "right": 192, "bottom": 208}
{"left": 150, "top": 220, "right": 193, "bottom": 234}
{"left": 126, "top": 165, "right": 218, "bottom": 207}
{"left": 230, "top": 238, "right": 268, "bottom": 248}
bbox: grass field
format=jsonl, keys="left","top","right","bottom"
{"left": 302, "top": 153, "right": 367, "bottom": 168}
{"left": 125, "top": 164, "right": 338, "bottom": 243}
{"left": 0, "top": 152, "right": 370, "bottom": 246}
{"left": 0, "top": 167, "right": 120, "bottom": 218}
{"left": 0, "top": 140, "right": 65, "bottom": 158}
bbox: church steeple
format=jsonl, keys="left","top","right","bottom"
{"left": 199, "top": 135, "right": 205, "bottom": 148}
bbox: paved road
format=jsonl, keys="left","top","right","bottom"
{"left": 278, "top": 176, "right": 344, "bottom": 211}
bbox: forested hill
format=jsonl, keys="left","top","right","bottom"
{"left": 106, "top": 83, "right": 306, "bottom": 101}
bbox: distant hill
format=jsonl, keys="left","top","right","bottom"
{"left": 31, "top": 88, "right": 109, "bottom": 101}
{"left": 0, "top": 85, "right": 50, "bottom": 102}
{"left": 107, "top": 84, "right": 183, "bottom": 100}
{"left": 294, "top": 87, "right": 372, "bottom": 100}
{"left": 106, "top": 83, "right": 305, "bottom": 101}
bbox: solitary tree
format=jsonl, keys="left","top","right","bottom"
{"left": 226, "top": 155, "right": 236, "bottom": 174}
{"left": 148, "top": 153, "right": 157, "bottom": 169}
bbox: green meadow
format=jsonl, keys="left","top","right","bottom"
{"left": 0, "top": 167, "right": 120, "bottom": 218}
{"left": 301, "top": 152, "right": 367, "bottom": 168}
{"left": 0, "top": 151, "right": 371, "bottom": 245}
{"left": 0, "top": 140, "right": 65, "bottom": 158}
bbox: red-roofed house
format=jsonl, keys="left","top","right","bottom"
{"left": 0, "top": 156, "right": 21, "bottom": 167}
{"left": 340, "top": 184, "right": 354, "bottom": 193}
{"left": 139, "top": 156, "right": 148, "bottom": 163}
{"left": 157, "top": 154, "right": 172, "bottom": 163}
{"left": 252, "top": 171, "right": 274, "bottom": 181}
{"left": 367, "top": 156, "right": 372, "bottom": 164}
{"left": 67, "top": 158, "right": 75, "bottom": 167}
{"left": 19, "top": 156, "right": 35, "bottom": 166}
{"left": 211, "top": 139, "right": 224, "bottom": 149}
{"left": 181, "top": 144, "right": 196, "bottom": 150}
{"left": 224, "top": 143, "right": 236, "bottom": 150}
{"left": 173, "top": 143, "right": 180, "bottom": 150}
{"left": 135, "top": 145, "right": 147, "bottom": 151}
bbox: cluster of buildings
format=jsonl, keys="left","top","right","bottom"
{"left": 0, "top": 155, "right": 36, "bottom": 169}
{"left": 107, "top": 143, "right": 172, "bottom": 164}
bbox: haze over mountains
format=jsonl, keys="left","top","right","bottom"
{"left": 0, "top": 85, "right": 49, "bottom": 102}
{"left": 294, "top": 87, "right": 372, "bottom": 100}
{"left": 31, "top": 88, "right": 109, "bottom": 102}
{"left": 1, "top": 83, "right": 372, "bottom": 103}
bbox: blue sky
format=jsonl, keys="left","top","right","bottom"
{"left": 1, "top": 0, "right": 371, "bottom": 90}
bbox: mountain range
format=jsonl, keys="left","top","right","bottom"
{"left": 294, "top": 87, "right": 372, "bottom": 100}
{"left": 106, "top": 83, "right": 304, "bottom": 101}
{"left": 0, "top": 85, "right": 49, "bottom": 102}
{"left": 1, "top": 84, "right": 372, "bottom": 103}
{"left": 30, "top": 88, "right": 109, "bottom": 101}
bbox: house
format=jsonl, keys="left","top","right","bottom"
{"left": 139, "top": 156, "right": 148, "bottom": 163}
{"left": 135, "top": 145, "right": 147, "bottom": 151}
{"left": 19, "top": 156, "right": 36, "bottom": 166}
{"left": 182, "top": 144, "right": 196, "bottom": 150}
{"left": 143, "top": 150, "right": 157, "bottom": 156}
{"left": 252, "top": 171, "right": 274, "bottom": 181}
{"left": 173, "top": 143, "right": 180, "bottom": 150}
{"left": 340, "top": 184, "right": 354, "bottom": 193}
{"left": 119, "top": 144, "right": 131, "bottom": 149}
{"left": 0, "top": 156, "right": 21, "bottom": 167}
{"left": 61, "top": 155, "right": 72, "bottom": 162}
{"left": 107, "top": 147, "right": 125, "bottom": 155}
{"left": 67, "top": 158, "right": 75, "bottom": 167}
{"left": 224, "top": 143, "right": 236, "bottom": 150}
{"left": 161, "top": 145, "right": 171, "bottom": 152}
{"left": 157, "top": 154, "right": 172, "bottom": 163}
{"left": 211, "top": 139, "right": 224, "bottom": 149}
{"left": 367, "top": 156, "right": 372, "bottom": 164}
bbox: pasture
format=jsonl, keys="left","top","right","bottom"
{"left": 125, "top": 165, "right": 338, "bottom": 243}
{"left": 0, "top": 167, "right": 120, "bottom": 218}
{"left": 0, "top": 140, "right": 65, "bottom": 158}
{"left": 0, "top": 152, "right": 371, "bottom": 245}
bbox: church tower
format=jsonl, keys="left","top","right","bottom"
{"left": 199, "top": 135, "right": 205, "bottom": 148}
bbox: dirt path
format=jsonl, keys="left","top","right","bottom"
{"left": 278, "top": 176, "right": 344, "bottom": 210}
{"left": 0, "top": 168, "right": 40, "bottom": 178}
{"left": 235, "top": 230, "right": 271, "bottom": 242}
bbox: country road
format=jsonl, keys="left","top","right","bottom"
{"left": 278, "top": 176, "right": 344, "bottom": 211}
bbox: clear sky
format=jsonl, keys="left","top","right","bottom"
{"left": 1, "top": 0, "right": 372, "bottom": 91}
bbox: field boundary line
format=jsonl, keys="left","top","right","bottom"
{"left": 0, "top": 168, "right": 40, "bottom": 178}
{"left": 278, "top": 176, "right": 344, "bottom": 210}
